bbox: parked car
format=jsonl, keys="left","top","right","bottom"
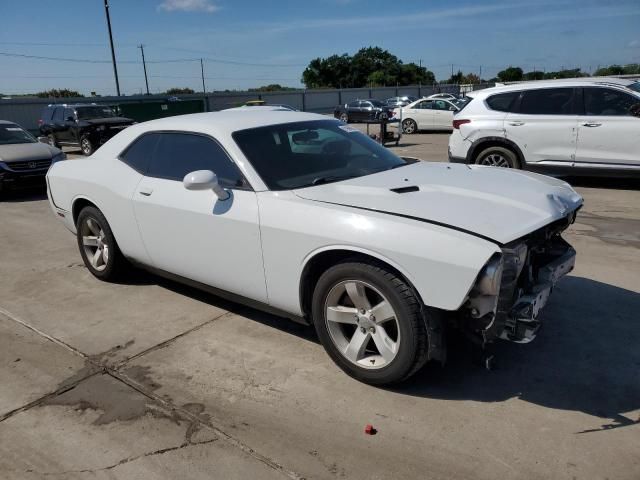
{"left": 385, "top": 96, "right": 419, "bottom": 108}
{"left": 334, "top": 99, "right": 396, "bottom": 123}
{"left": 0, "top": 120, "right": 65, "bottom": 194}
{"left": 427, "top": 93, "right": 459, "bottom": 101}
{"left": 38, "top": 103, "right": 135, "bottom": 156}
{"left": 448, "top": 79, "right": 640, "bottom": 177}
{"left": 393, "top": 98, "right": 460, "bottom": 133}
{"left": 47, "top": 110, "right": 582, "bottom": 384}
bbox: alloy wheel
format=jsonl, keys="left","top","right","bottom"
{"left": 479, "top": 152, "right": 510, "bottom": 167}
{"left": 324, "top": 280, "right": 400, "bottom": 369}
{"left": 80, "top": 217, "right": 109, "bottom": 271}
{"left": 81, "top": 138, "right": 92, "bottom": 155}
{"left": 402, "top": 120, "right": 416, "bottom": 134}
{"left": 340, "top": 113, "right": 348, "bottom": 123}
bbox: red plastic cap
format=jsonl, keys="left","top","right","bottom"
{"left": 364, "top": 424, "right": 377, "bottom": 435}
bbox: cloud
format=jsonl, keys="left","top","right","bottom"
{"left": 158, "top": 0, "right": 219, "bottom": 13}
{"left": 628, "top": 40, "right": 640, "bottom": 48}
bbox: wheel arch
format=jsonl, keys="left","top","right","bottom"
{"left": 71, "top": 195, "right": 100, "bottom": 226}
{"left": 298, "top": 246, "right": 424, "bottom": 319}
{"left": 466, "top": 136, "right": 525, "bottom": 167}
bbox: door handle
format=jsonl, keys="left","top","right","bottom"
{"left": 138, "top": 187, "right": 153, "bottom": 196}
{"left": 508, "top": 121, "right": 525, "bottom": 126}
{"left": 582, "top": 122, "right": 602, "bottom": 127}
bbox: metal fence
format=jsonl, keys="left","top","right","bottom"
{"left": 0, "top": 84, "right": 466, "bottom": 132}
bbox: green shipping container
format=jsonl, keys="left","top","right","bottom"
{"left": 115, "top": 99, "right": 205, "bottom": 122}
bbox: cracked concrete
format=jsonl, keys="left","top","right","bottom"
{"left": 2, "top": 135, "right": 639, "bottom": 479}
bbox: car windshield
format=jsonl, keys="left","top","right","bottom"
{"left": 76, "top": 106, "right": 117, "bottom": 119}
{"left": 232, "top": 119, "right": 409, "bottom": 190}
{"left": 629, "top": 82, "right": 640, "bottom": 93}
{"left": 0, "top": 124, "right": 36, "bottom": 145}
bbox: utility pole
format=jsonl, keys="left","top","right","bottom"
{"left": 200, "top": 58, "right": 206, "bottom": 94}
{"left": 103, "top": 0, "right": 121, "bottom": 96}
{"left": 479, "top": 65, "right": 482, "bottom": 82}
{"left": 138, "top": 44, "right": 149, "bottom": 95}
{"left": 451, "top": 63, "right": 454, "bottom": 79}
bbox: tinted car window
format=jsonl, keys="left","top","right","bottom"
{"left": 432, "top": 100, "right": 450, "bottom": 111}
{"left": 52, "top": 107, "right": 64, "bottom": 122}
{"left": 415, "top": 100, "right": 433, "bottom": 110}
{"left": 41, "top": 107, "right": 55, "bottom": 122}
{"left": 64, "top": 108, "right": 75, "bottom": 121}
{"left": 347, "top": 101, "right": 359, "bottom": 108}
{"left": 519, "top": 88, "right": 574, "bottom": 115}
{"left": 486, "top": 92, "right": 519, "bottom": 112}
{"left": 120, "top": 133, "right": 161, "bottom": 174}
{"left": 584, "top": 87, "right": 639, "bottom": 116}
{"left": 147, "top": 133, "right": 248, "bottom": 189}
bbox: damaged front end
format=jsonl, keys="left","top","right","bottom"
{"left": 460, "top": 211, "right": 578, "bottom": 346}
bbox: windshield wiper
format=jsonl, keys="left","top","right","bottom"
{"left": 309, "top": 175, "right": 356, "bottom": 186}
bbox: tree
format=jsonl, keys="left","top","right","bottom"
{"left": 524, "top": 70, "right": 545, "bottom": 81}
{"left": 165, "top": 87, "right": 195, "bottom": 94}
{"left": 251, "top": 84, "right": 297, "bottom": 92}
{"left": 36, "top": 88, "right": 84, "bottom": 98}
{"left": 496, "top": 67, "right": 523, "bottom": 82}
{"left": 301, "top": 47, "right": 435, "bottom": 88}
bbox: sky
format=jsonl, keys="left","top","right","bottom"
{"left": 0, "top": 0, "right": 639, "bottom": 96}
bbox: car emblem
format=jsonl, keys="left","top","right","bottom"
{"left": 28, "top": 161, "right": 37, "bottom": 169}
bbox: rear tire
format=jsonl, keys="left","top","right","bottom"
{"left": 80, "top": 135, "right": 95, "bottom": 156}
{"left": 312, "top": 261, "right": 430, "bottom": 385}
{"left": 47, "top": 134, "right": 59, "bottom": 148}
{"left": 76, "top": 206, "right": 127, "bottom": 281}
{"left": 402, "top": 119, "right": 417, "bottom": 134}
{"left": 475, "top": 146, "right": 519, "bottom": 168}
{"left": 339, "top": 112, "right": 349, "bottom": 123}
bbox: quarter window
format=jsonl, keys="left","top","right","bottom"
{"left": 52, "top": 107, "right": 64, "bottom": 122}
{"left": 486, "top": 92, "right": 519, "bottom": 112}
{"left": 120, "top": 133, "right": 161, "bottom": 174}
{"left": 146, "top": 132, "right": 248, "bottom": 189}
{"left": 519, "top": 88, "right": 575, "bottom": 115}
{"left": 583, "top": 87, "right": 639, "bottom": 116}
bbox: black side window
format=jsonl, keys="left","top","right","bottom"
{"left": 147, "top": 133, "right": 249, "bottom": 189}
{"left": 347, "top": 101, "right": 359, "bottom": 108}
{"left": 52, "top": 107, "right": 64, "bottom": 122}
{"left": 120, "top": 133, "right": 160, "bottom": 174}
{"left": 584, "top": 87, "right": 639, "bottom": 116}
{"left": 63, "top": 108, "right": 75, "bottom": 121}
{"left": 486, "top": 92, "right": 519, "bottom": 112}
{"left": 519, "top": 88, "right": 574, "bottom": 115}
{"left": 42, "top": 107, "right": 54, "bottom": 122}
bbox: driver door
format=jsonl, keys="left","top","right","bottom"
{"left": 131, "top": 132, "right": 267, "bottom": 302}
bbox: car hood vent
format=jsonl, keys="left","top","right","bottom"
{"left": 390, "top": 186, "right": 419, "bottom": 194}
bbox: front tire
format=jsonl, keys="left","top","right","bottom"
{"left": 339, "top": 112, "right": 349, "bottom": 123}
{"left": 475, "top": 146, "right": 519, "bottom": 168}
{"left": 76, "top": 206, "right": 126, "bottom": 281}
{"left": 80, "top": 135, "right": 95, "bottom": 156}
{"left": 402, "top": 119, "right": 417, "bottom": 134}
{"left": 312, "top": 261, "right": 429, "bottom": 385}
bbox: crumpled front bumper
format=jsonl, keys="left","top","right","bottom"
{"left": 499, "top": 245, "right": 576, "bottom": 343}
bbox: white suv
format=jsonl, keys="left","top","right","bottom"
{"left": 448, "top": 78, "right": 640, "bottom": 177}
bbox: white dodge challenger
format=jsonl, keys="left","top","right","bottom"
{"left": 47, "top": 111, "right": 582, "bottom": 385}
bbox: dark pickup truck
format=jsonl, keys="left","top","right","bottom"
{"left": 38, "top": 104, "right": 134, "bottom": 155}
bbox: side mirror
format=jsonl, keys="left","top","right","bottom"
{"left": 183, "top": 170, "right": 229, "bottom": 201}
{"left": 66, "top": 116, "right": 75, "bottom": 122}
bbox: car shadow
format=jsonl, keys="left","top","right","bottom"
{"left": 564, "top": 176, "right": 640, "bottom": 191}
{"left": 121, "top": 270, "right": 640, "bottom": 430}
{"left": 394, "top": 276, "right": 640, "bottom": 432}
{"left": 0, "top": 186, "right": 47, "bottom": 202}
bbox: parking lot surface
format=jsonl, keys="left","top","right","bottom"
{"left": 1, "top": 134, "right": 639, "bottom": 479}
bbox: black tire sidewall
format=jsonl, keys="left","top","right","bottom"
{"left": 80, "top": 135, "right": 94, "bottom": 156}
{"left": 475, "top": 146, "right": 519, "bottom": 168}
{"left": 312, "top": 262, "right": 424, "bottom": 385}
{"left": 340, "top": 113, "right": 349, "bottom": 123}
{"left": 76, "top": 206, "right": 120, "bottom": 280}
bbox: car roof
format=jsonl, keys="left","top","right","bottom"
{"left": 125, "top": 110, "right": 327, "bottom": 135}
{"left": 45, "top": 103, "right": 100, "bottom": 108}
{"left": 471, "top": 78, "right": 639, "bottom": 97}
{"left": 0, "top": 120, "right": 18, "bottom": 125}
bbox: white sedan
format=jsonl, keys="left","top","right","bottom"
{"left": 394, "top": 98, "right": 460, "bottom": 134}
{"left": 47, "top": 111, "right": 582, "bottom": 385}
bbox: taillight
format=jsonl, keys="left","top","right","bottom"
{"left": 453, "top": 119, "right": 470, "bottom": 129}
